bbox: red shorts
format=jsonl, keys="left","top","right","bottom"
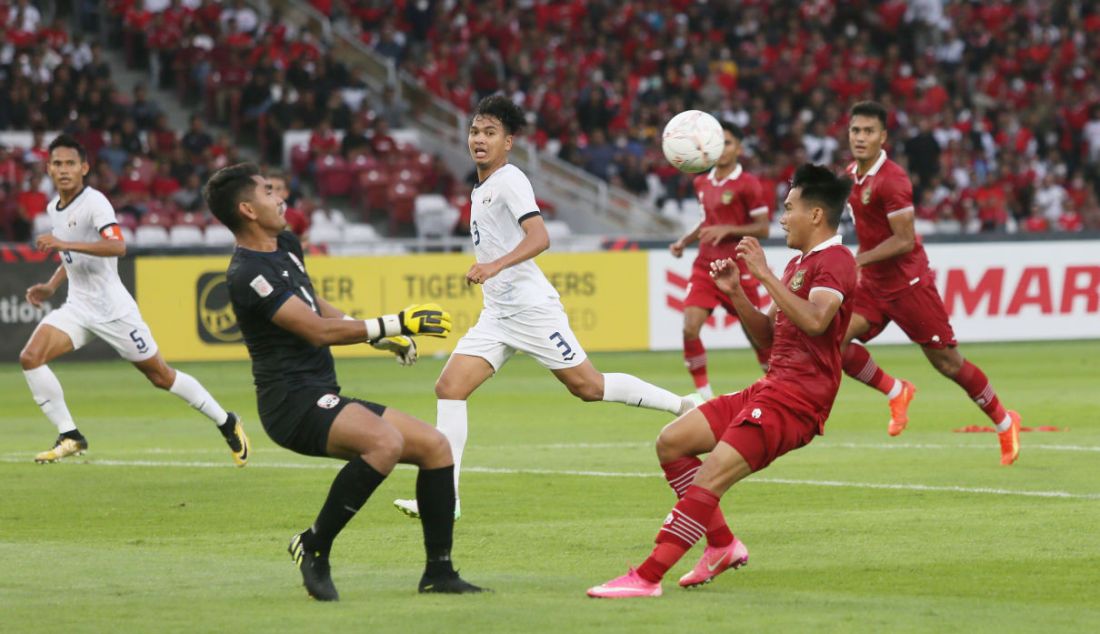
{"left": 684, "top": 259, "right": 765, "bottom": 314}
{"left": 852, "top": 276, "right": 957, "bottom": 348}
{"left": 699, "top": 382, "right": 819, "bottom": 472}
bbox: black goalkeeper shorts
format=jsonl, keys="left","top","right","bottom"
{"left": 257, "top": 385, "right": 387, "bottom": 457}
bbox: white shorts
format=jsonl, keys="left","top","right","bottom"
{"left": 40, "top": 302, "right": 159, "bottom": 362}
{"left": 452, "top": 302, "right": 588, "bottom": 371}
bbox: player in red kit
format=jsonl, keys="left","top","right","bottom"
{"left": 588, "top": 165, "right": 856, "bottom": 598}
{"left": 670, "top": 122, "right": 771, "bottom": 400}
{"left": 842, "top": 101, "right": 1020, "bottom": 465}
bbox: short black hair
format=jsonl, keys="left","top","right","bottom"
{"left": 47, "top": 134, "right": 87, "bottom": 163}
{"left": 471, "top": 95, "right": 525, "bottom": 135}
{"left": 849, "top": 101, "right": 888, "bottom": 129}
{"left": 720, "top": 120, "right": 744, "bottom": 140}
{"left": 203, "top": 163, "right": 261, "bottom": 232}
{"left": 790, "top": 164, "right": 852, "bottom": 229}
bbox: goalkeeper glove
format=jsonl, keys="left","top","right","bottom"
{"left": 399, "top": 303, "right": 452, "bottom": 337}
{"left": 371, "top": 335, "right": 417, "bottom": 366}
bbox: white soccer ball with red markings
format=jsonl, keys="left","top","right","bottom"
{"left": 661, "top": 110, "right": 724, "bottom": 173}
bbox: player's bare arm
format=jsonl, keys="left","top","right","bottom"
{"left": 670, "top": 222, "right": 702, "bottom": 257}
{"left": 710, "top": 257, "right": 775, "bottom": 350}
{"left": 854, "top": 209, "right": 916, "bottom": 268}
{"left": 737, "top": 237, "right": 843, "bottom": 336}
{"left": 272, "top": 296, "right": 375, "bottom": 347}
{"left": 698, "top": 214, "right": 770, "bottom": 245}
{"left": 466, "top": 213, "right": 549, "bottom": 285}
{"left": 35, "top": 229, "right": 126, "bottom": 258}
{"left": 26, "top": 265, "right": 68, "bottom": 307}
{"left": 314, "top": 295, "right": 348, "bottom": 319}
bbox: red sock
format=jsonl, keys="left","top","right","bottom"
{"left": 842, "top": 343, "right": 896, "bottom": 395}
{"left": 661, "top": 457, "right": 733, "bottom": 547}
{"left": 953, "top": 360, "right": 1007, "bottom": 423}
{"left": 637, "top": 485, "right": 720, "bottom": 583}
{"left": 683, "top": 336, "right": 709, "bottom": 389}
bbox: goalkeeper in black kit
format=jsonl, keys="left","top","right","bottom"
{"left": 204, "top": 163, "right": 485, "bottom": 601}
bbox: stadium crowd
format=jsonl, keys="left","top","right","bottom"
{"left": 3, "top": 0, "right": 1100, "bottom": 242}
{"left": 338, "top": 0, "right": 1100, "bottom": 234}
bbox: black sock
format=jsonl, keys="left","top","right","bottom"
{"left": 306, "top": 456, "right": 387, "bottom": 554}
{"left": 61, "top": 429, "right": 85, "bottom": 442}
{"left": 417, "top": 465, "right": 456, "bottom": 577}
{"left": 216, "top": 413, "right": 237, "bottom": 438}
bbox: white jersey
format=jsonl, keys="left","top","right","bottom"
{"left": 470, "top": 163, "right": 559, "bottom": 317}
{"left": 48, "top": 186, "right": 139, "bottom": 322}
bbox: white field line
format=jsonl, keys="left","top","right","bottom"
{"left": 4, "top": 440, "right": 1098, "bottom": 455}
{"left": 2, "top": 455, "right": 1098, "bottom": 500}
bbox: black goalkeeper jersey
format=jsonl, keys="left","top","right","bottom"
{"left": 226, "top": 231, "right": 339, "bottom": 395}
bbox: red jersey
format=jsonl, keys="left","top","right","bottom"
{"left": 761, "top": 236, "right": 856, "bottom": 431}
{"left": 692, "top": 164, "right": 770, "bottom": 266}
{"left": 847, "top": 151, "right": 930, "bottom": 295}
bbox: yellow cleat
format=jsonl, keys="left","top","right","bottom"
{"left": 34, "top": 436, "right": 88, "bottom": 464}
{"left": 223, "top": 413, "right": 250, "bottom": 467}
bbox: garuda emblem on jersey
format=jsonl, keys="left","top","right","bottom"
{"left": 861, "top": 186, "right": 872, "bottom": 205}
{"left": 721, "top": 190, "right": 734, "bottom": 205}
{"left": 790, "top": 269, "right": 806, "bottom": 291}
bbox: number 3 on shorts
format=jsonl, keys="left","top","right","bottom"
{"left": 548, "top": 331, "right": 575, "bottom": 361}
{"left": 129, "top": 329, "right": 148, "bottom": 354}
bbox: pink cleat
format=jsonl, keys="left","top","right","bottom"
{"left": 678, "top": 538, "right": 749, "bottom": 588}
{"left": 586, "top": 568, "right": 662, "bottom": 599}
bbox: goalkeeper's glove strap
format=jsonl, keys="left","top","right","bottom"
{"left": 364, "top": 314, "right": 403, "bottom": 342}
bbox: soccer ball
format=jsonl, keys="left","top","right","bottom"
{"left": 661, "top": 110, "right": 724, "bottom": 173}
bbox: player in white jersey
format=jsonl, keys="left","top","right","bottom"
{"left": 394, "top": 96, "right": 694, "bottom": 519}
{"left": 18, "top": 135, "right": 250, "bottom": 465}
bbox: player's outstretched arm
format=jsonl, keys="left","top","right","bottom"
{"left": 272, "top": 297, "right": 452, "bottom": 347}
{"left": 698, "top": 213, "right": 769, "bottom": 245}
{"left": 466, "top": 214, "right": 549, "bottom": 285}
{"left": 36, "top": 231, "right": 126, "bottom": 258}
{"left": 670, "top": 221, "right": 703, "bottom": 257}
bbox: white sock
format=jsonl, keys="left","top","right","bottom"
{"left": 436, "top": 399, "right": 468, "bottom": 496}
{"left": 23, "top": 366, "right": 77, "bottom": 434}
{"left": 602, "top": 373, "right": 683, "bottom": 413}
{"left": 698, "top": 384, "right": 714, "bottom": 400}
{"left": 169, "top": 371, "right": 229, "bottom": 425}
{"left": 995, "top": 414, "right": 1013, "bottom": 432}
{"left": 886, "top": 380, "right": 902, "bottom": 400}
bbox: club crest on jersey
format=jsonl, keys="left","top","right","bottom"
{"left": 481, "top": 190, "right": 493, "bottom": 205}
{"left": 721, "top": 190, "right": 734, "bottom": 205}
{"left": 861, "top": 186, "right": 872, "bottom": 205}
{"left": 317, "top": 394, "right": 340, "bottom": 409}
{"left": 790, "top": 269, "right": 806, "bottom": 291}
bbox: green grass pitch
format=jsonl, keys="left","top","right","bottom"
{"left": 2, "top": 341, "right": 1099, "bottom": 633}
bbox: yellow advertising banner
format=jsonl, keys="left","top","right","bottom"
{"left": 135, "top": 251, "right": 649, "bottom": 362}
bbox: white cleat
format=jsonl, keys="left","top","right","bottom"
{"left": 679, "top": 393, "right": 704, "bottom": 415}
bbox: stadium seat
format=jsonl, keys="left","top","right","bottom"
{"left": 168, "top": 224, "right": 205, "bottom": 247}
{"left": 134, "top": 225, "right": 170, "bottom": 247}
{"left": 203, "top": 224, "right": 235, "bottom": 247}
{"left": 316, "top": 155, "right": 352, "bottom": 197}
{"left": 309, "top": 222, "right": 344, "bottom": 245}
{"left": 359, "top": 169, "right": 391, "bottom": 215}
{"left": 387, "top": 182, "right": 418, "bottom": 232}
{"left": 344, "top": 223, "right": 380, "bottom": 243}
{"left": 660, "top": 199, "right": 682, "bottom": 220}
{"left": 119, "top": 226, "right": 135, "bottom": 243}
{"left": 414, "top": 194, "right": 458, "bottom": 239}
{"left": 290, "top": 144, "right": 312, "bottom": 176}
{"left": 545, "top": 219, "right": 573, "bottom": 243}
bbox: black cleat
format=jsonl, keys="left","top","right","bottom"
{"left": 220, "top": 413, "right": 250, "bottom": 467}
{"left": 418, "top": 569, "right": 488, "bottom": 594}
{"left": 288, "top": 533, "right": 339, "bottom": 601}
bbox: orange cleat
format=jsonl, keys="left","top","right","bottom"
{"left": 887, "top": 380, "right": 917, "bottom": 437}
{"left": 998, "top": 411, "right": 1021, "bottom": 466}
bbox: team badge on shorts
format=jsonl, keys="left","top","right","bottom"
{"left": 861, "top": 186, "right": 872, "bottom": 205}
{"left": 317, "top": 394, "right": 341, "bottom": 409}
{"left": 790, "top": 270, "right": 805, "bottom": 291}
{"left": 722, "top": 190, "right": 734, "bottom": 204}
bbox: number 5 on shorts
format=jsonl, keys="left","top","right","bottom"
{"left": 129, "top": 329, "right": 148, "bottom": 353}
